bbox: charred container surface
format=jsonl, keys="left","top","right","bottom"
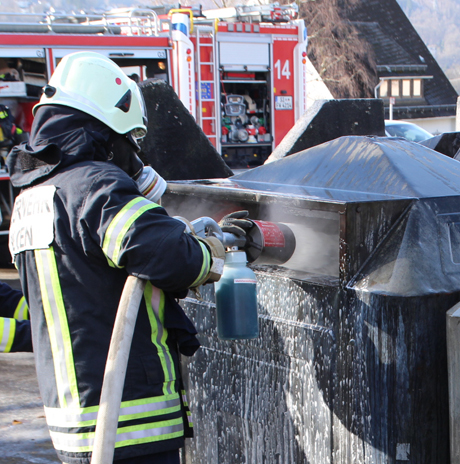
{"left": 162, "top": 136, "right": 460, "bottom": 464}
{"left": 419, "top": 131, "right": 460, "bottom": 159}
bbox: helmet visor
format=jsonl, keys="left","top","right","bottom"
{"left": 131, "top": 126, "right": 147, "bottom": 141}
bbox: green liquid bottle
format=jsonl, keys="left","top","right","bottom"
{"left": 214, "top": 250, "right": 259, "bottom": 340}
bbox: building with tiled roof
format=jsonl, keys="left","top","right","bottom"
{"left": 344, "top": 0, "right": 458, "bottom": 134}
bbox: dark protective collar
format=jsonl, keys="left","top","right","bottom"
{"left": 7, "top": 105, "right": 112, "bottom": 188}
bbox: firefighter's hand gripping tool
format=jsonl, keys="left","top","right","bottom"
{"left": 189, "top": 212, "right": 252, "bottom": 250}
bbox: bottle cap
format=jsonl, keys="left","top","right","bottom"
{"left": 225, "top": 250, "right": 247, "bottom": 264}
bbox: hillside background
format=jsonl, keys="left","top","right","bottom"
{"left": 396, "top": 0, "right": 460, "bottom": 93}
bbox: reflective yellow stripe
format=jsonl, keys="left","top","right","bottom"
{"left": 13, "top": 296, "right": 29, "bottom": 321}
{"left": 102, "top": 197, "right": 160, "bottom": 268}
{"left": 190, "top": 240, "right": 211, "bottom": 287}
{"left": 115, "top": 417, "right": 183, "bottom": 448}
{"left": 181, "top": 390, "right": 189, "bottom": 407}
{"left": 49, "top": 417, "right": 184, "bottom": 453}
{"left": 186, "top": 410, "right": 193, "bottom": 427}
{"left": 144, "top": 283, "right": 176, "bottom": 396}
{"left": 0, "top": 317, "right": 15, "bottom": 352}
{"left": 181, "top": 390, "right": 193, "bottom": 428}
{"left": 35, "top": 248, "right": 80, "bottom": 408}
{"left": 44, "top": 393, "right": 181, "bottom": 427}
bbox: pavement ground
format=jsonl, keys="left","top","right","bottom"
{"left": 0, "top": 267, "right": 60, "bottom": 464}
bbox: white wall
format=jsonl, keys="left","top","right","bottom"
{"left": 400, "top": 116, "right": 456, "bottom": 135}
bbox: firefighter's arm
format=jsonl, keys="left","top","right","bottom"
{"left": 174, "top": 217, "right": 225, "bottom": 286}
{"left": 0, "top": 282, "right": 31, "bottom": 352}
{"left": 0, "top": 317, "right": 32, "bottom": 353}
{"left": 83, "top": 168, "right": 224, "bottom": 292}
{"left": 0, "top": 282, "right": 28, "bottom": 320}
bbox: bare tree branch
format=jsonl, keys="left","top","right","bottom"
{"left": 283, "top": 0, "right": 378, "bottom": 98}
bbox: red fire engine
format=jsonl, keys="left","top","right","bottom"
{"left": 0, "top": 4, "right": 308, "bottom": 253}
{"left": 169, "top": 3, "right": 308, "bottom": 167}
{"left": 0, "top": 3, "right": 308, "bottom": 164}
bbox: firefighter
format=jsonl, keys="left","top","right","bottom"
{"left": 7, "top": 51, "right": 228, "bottom": 464}
{"left": 0, "top": 104, "right": 27, "bottom": 166}
{"left": 0, "top": 281, "right": 31, "bottom": 353}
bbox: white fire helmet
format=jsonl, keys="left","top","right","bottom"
{"left": 33, "top": 51, "right": 147, "bottom": 139}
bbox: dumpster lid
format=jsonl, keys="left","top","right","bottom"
{"left": 349, "top": 198, "right": 460, "bottom": 296}
{"left": 232, "top": 136, "right": 460, "bottom": 201}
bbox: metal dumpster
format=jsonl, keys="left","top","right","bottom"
{"left": 162, "top": 136, "right": 460, "bottom": 464}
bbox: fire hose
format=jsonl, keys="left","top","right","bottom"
{"left": 90, "top": 275, "right": 147, "bottom": 464}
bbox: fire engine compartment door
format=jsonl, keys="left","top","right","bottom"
{"left": 51, "top": 48, "right": 170, "bottom": 82}
{"left": 0, "top": 48, "right": 47, "bottom": 98}
{"left": 52, "top": 48, "right": 168, "bottom": 60}
{"left": 219, "top": 40, "right": 270, "bottom": 72}
{"left": 0, "top": 48, "right": 45, "bottom": 59}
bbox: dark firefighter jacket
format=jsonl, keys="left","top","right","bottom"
{"left": 7, "top": 106, "right": 210, "bottom": 464}
{"left": 0, "top": 281, "right": 30, "bottom": 352}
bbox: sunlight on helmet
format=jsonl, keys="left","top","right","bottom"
{"left": 34, "top": 51, "right": 148, "bottom": 137}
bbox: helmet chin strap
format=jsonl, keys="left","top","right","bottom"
{"left": 108, "top": 131, "right": 144, "bottom": 179}
{"left": 107, "top": 131, "right": 167, "bottom": 202}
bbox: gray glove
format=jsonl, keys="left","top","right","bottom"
{"left": 218, "top": 210, "right": 254, "bottom": 240}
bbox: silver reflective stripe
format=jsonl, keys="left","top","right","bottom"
{"left": 49, "top": 430, "right": 92, "bottom": 452}
{"left": 45, "top": 406, "right": 98, "bottom": 427}
{"left": 116, "top": 421, "right": 184, "bottom": 444}
{"left": 0, "top": 317, "right": 15, "bottom": 352}
{"left": 181, "top": 391, "right": 193, "bottom": 427}
{"left": 145, "top": 284, "right": 175, "bottom": 396}
{"left": 35, "top": 248, "right": 80, "bottom": 409}
{"left": 181, "top": 391, "right": 189, "bottom": 406}
{"left": 120, "top": 396, "right": 180, "bottom": 419}
{"left": 102, "top": 197, "right": 160, "bottom": 267}
{"left": 44, "top": 395, "right": 181, "bottom": 427}
{"left": 49, "top": 418, "right": 184, "bottom": 453}
{"left": 13, "top": 297, "right": 28, "bottom": 321}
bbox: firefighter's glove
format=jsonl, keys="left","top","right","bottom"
{"left": 173, "top": 216, "right": 195, "bottom": 235}
{"left": 174, "top": 216, "right": 225, "bottom": 284}
{"left": 218, "top": 210, "right": 253, "bottom": 239}
{"left": 198, "top": 235, "right": 225, "bottom": 284}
